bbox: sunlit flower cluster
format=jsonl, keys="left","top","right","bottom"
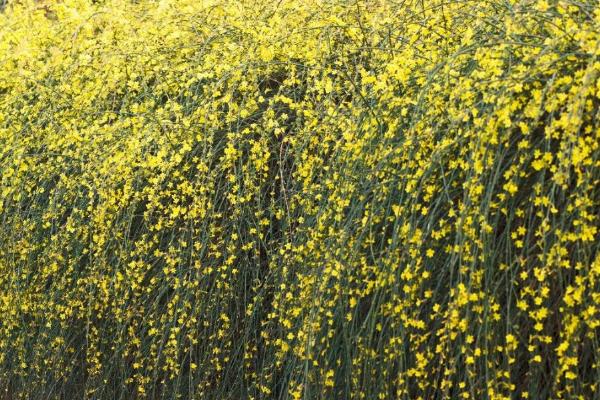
{"left": 0, "top": 0, "right": 598, "bottom": 398}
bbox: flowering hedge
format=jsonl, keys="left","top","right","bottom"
{"left": 0, "top": 0, "right": 599, "bottom": 398}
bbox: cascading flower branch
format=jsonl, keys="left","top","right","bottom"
{"left": 0, "top": 0, "right": 599, "bottom": 399}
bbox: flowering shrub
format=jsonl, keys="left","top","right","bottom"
{"left": 0, "top": 0, "right": 599, "bottom": 398}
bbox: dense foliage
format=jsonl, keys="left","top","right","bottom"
{"left": 1, "top": 0, "right": 599, "bottom": 398}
